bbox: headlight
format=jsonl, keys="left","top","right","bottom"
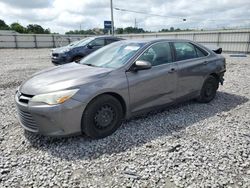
{"left": 63, "top": 48, "right": 70, "bottom": 53}
{"left": 30, "top": 89, "right": 79, "bottom": 105}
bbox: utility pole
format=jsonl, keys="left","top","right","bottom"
{"left": 110, "top": 0, "right": 114, "bottom": 36}
{"left": 134, "top": 18, "right": 137, "bottom": 28}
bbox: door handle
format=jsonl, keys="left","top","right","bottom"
{"left": 168, "top": 68, "right": 176, "bottom": 73}
{"left": 203, "top": 61, "right": 209, "bottom": 65}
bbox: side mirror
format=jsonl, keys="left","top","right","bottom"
{"left": 133, "top": 60, "right": 152, "bottom": 71}
{"left": 87, "top": 44, "right": 93, "bottom": 49}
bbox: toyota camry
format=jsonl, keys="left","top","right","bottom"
{"left": 15, "top": 39, "right": 226, "bottom": 138}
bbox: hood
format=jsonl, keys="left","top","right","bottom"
{"left": 20, "top": 63, "right": 112, "bottom": 95}
{"left": 52, "top": 46, "right": 73, "bottom": 54}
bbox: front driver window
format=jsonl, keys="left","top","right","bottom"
{"left": 138, "top": 42, "right": 172, "bottom": 66}
{"left": 89, "top": 39, "right": 105, "bottom": 47}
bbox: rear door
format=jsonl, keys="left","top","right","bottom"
{"left": 172, "top": 42, "right": 209, "bottom": 99}
{"left": 126, "top": 42, "right": 178, "bottom": 113}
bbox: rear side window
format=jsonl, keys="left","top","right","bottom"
{"left": 173, "top": 42, "right": 197, "bottom": 61}
{"left": 138, "top": 42, "right": 172, "bottom": 66}
{"left": 106, "top": 39, "right": 117, "bottom": 45}
{"left": 195, "top": 46, "right": 208, "bottom": 57}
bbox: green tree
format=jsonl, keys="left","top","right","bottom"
{"left": 0, "top": 19, "right": 10, "bottom": 30}
{"left": 44, "top": 28, "right": 51, "bottom": 34}
{"left": 65, "top": 29, "right": 96, "bottom": 35}
{"left": 123, "top": 27, "right": 145, "bottom": 34}
{"left": 116, "top": 28, "right": 123, "bottom": 34}
{"left": 159, "top": 29, "right": 169, "bottom": 32}
{"left": 25, "top": 24, "right": 51, "bottom": 34}
{"left": 10, "top": 22, "right": 26, "bottom": 33}
{"left": 26, "top": 24, "right": 50, "bottom": 34}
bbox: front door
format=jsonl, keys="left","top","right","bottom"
{"left": 126, "top": 42, "right": 178, "bottom": 113}
{"left": 86, "top": 38, "right": 105, "bottom": 54}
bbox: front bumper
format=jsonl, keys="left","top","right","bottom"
{"left": 51, "top": 54, "right": 71, "bottom": 65}
{"left": 51, "top": 57, "right": 68, "bottom": 65}
{"left": 15, "top": 93, "right": 86, "bottom": 137}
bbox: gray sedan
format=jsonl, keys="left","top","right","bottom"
{"left": 15, "top": 39, "right": 226, "bottom": 138}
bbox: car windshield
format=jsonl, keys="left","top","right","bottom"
{"left": 79, "top": 41, "right": 144, "bottom": 68}
{"left": 74, "top": 37, "right": 94, "bottom": 47}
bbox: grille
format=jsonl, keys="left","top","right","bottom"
{"left": 52, "top": 53, "right": 59, "bottom": 57}
{"left": 18, "top": 93, "right": 33, "bottom": 104}
{"left": 17, "top": 108, "right": 38, "bottom": 131}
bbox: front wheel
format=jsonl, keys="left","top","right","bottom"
{"left": 197, "top": 76, "right": 219, "bottom": 103}
{"left": 82, "top": 95, "right": 123, "bottom": 139}
{"left": 72, "top": 56, "right": 83, "bottom": 63}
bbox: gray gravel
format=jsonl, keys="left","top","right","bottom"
{"left": 0, "top": 49, "right": 250, "bottom": 188}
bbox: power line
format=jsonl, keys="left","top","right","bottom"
{"left": 114, "top": 7, "right": 250, "bottom": 22}
{"left": 114, "top": 7, "right": 186, "bottom": 21}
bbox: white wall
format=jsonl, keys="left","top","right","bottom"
{"left": 0, "top": 29, "right": 250, "bottom": 53}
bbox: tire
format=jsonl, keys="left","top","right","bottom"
{"left": 72, "top": 56, "right": 83, "bottom": 63}
{"left": 82, "top": 95, "right": 123, "bottom": 139}
{"left": 197, "top": 76, "right": 219, "bottom": 103}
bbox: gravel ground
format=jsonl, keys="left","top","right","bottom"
{"left": 0, "top": 49, "right": 249, "bottom": 188}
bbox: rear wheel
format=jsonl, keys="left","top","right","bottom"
{"left": 197, "top": 76, "right": 219, "bottom": 103}
{"left": 82, "top": 95, "right": 123, "bottom": 139}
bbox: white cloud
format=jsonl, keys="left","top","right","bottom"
{"left": 0, "top": 0, "right": 250, "bottom": 34}
{"left": 0, "top": 0, "right": 51, "bottom": 9}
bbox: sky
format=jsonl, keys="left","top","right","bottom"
{"left": 0, "top": 0, "right": 250, "bottom": 34}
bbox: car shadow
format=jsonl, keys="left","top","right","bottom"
{"left": 25, "top": 91, "right": 249, "bottom": 161}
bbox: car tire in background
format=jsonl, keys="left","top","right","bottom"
{"left": 82, "top": 94, "right": 123, "bottom": 139}
{"left": 197, "top": 75, "right": 219, "bottom": 103}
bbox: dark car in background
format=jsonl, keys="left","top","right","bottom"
{"left": 51, "top": 36, "right": 123, "bottom": 65}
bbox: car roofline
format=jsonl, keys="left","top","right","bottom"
{"left": 117, "top": 38, "right": 193, "bottom": 44}
{"left": 90, "top": 35, "right": 124, "bottom": 39}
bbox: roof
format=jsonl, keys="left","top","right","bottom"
{"left": 117, "top": 38, "right": 193, "bottom": 44}
{"left": 91, "top": 35, "right": 123, "bottom": 39}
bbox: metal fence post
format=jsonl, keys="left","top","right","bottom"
{"left": 193, "top": 33, "right": 196, "bottom": 41}
{"left": 247, "top": 32, "right": 250, "bottom": 54}
{"left": 14, "top": 35, "right": 18, "bottom": 48}
{"left": 52, "top": 35, "right": 56, "bottom": 48}
{"left": 217, "top": 32, "right": 221, "bottom": 47}
{"left": 34, "top": 35, "right": 37, "bottom": 48}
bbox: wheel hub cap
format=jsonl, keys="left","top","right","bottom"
{"left": 94, "top": 105, "right": 114, "bottom": 128}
